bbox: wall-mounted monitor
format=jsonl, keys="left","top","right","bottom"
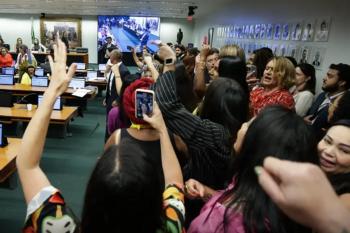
{"left": 38, "top": 95, "right": 62, "bottom": 110}
{"left": 2, "top": 67, "right": 15, "bottom": 75}
{"left": 0, "top": 75, "right": 14, "bottom": 85}
{"left": 32, "top": 76, "right": 49, "bottom": 87}
{"left": 97, "top": 16, "right": 160, "bottom": 54}
{"left": 69, "top": 78, "right": 86, "bottom": 89}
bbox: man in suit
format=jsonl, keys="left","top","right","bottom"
{"left": 305, "top": 63, "right": 350, "bottom": 139}
{"left": 104, "top": 49, "right": 130, "bottom": 140}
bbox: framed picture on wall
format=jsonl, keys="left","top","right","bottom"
{"left": 298, "top": 46, "right": 311, "bottom": 64}
{"left": 281, "top": 24, "right": 290, "bottom": 40}
{"left": 301, "top": 20, "right": 315, "bottom": 41}
{"left": 260, "top": 24, "right": 266, "bottom": 39}
{"left": 310, "top": 47, "right": 326, "bottom": 69}
{"left": 291, "top": 22, "right": 303, "bottom": 41}
{"left": 266, "top": 24, "right": 273, "bottom": 40}
{"left": 255, "top": 24, "right": 261, "bottom": 39}
{"left": 40, "top": 17, "right": 82, "bottom": 49}
{"left": 315, "top": 17, "right": 331, "bottom": 42}
{"left": 274, "top": 24, "right": 281, "bottom": 40}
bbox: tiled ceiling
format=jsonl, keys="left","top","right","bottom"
{"left": 0, "top": 0, "right": 228, "bottom": 18}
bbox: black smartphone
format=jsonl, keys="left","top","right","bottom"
{"left": 135, "top": 89, "right": 154, "bottom": 119}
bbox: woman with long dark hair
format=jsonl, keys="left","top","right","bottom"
{"left": 188, "top": 106, "right": 318, "bottom": 233}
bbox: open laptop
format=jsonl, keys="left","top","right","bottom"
{"left": 34, "top": 68, "right": 45, "bottom": 77}
{"left": 38, "top": 95, "right": 62, "bottom": 110}
{"left": 69, "top": 78, "right": 85, "bottom": 89}
{"left": 87, "top": 71, "right": 97, "bottom": 80}
{"left": 75, "top": 63, "right": 86, "bottom": 70}
{"left": 98, "top": 64, "right": 106, "bottom": 72}
{"left": 0, "top": 123, "right": 8, "bottom": 147}
{"left": 32, "top": 76, "right": 49, "bottom": 87}
{"left": 0, "top": 75, "right": 14, "bottom": 85}
{"left": 2, "top": 67, "right": 15, "bottom": 75}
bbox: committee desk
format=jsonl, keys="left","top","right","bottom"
{"left": 10, "top": 52, "right": 88, "bottom": 66}
{"left": 0, "top": 138, "right": 21, "bottom": 183}
{"left": 0, "top": 84, "right": 96, "bottom": 100}
{"left": 0, "top": 104, "right": 78, "bottom": 138}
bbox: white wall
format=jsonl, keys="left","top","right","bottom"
{"left": 193, "top": 0, "right": 350, "bottom": 94}
{"left": 160, "top": 18, "right": 195, "bottom": 45}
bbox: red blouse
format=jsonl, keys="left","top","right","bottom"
{"left": 250, "top": 87, "right": 295, "bottom": 116}
{"left": 0, "top": 53, "right": 14, "bottom": 68}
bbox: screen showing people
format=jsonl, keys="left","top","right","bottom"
{"left": 97, "top": 15, "right": 160, "bottom": 59}
{"left": 135, "top": 89, "right": 154, "bottom": 119}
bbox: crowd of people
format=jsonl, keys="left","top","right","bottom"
{"left": 9, "top": 34, "right": 350, "bottom": 233}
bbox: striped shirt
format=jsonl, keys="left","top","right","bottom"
{"left": 153, "top": 71, "right": 232, "bottom": 189}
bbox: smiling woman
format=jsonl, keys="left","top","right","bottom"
{"left": 317, "top": 120, "right": 350, "bottom": 210}
{"left": 250, "top": 57, "right": 295, "bottom": 116}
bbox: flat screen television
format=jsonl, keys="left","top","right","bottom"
{"left": 97, "top": 16, "right": 160, "bottom": 54}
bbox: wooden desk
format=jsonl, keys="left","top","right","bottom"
{"left": 86, "top": 78, "right": 107, "bottom": 88}
{"left": 0, "top": 138, "right": 21, "bottom": 182}
{"left": 0, "top": 104, "right": 78, "bottom": 125}
{"left": 0, "top": 84, "right": 96, "bottom": 100}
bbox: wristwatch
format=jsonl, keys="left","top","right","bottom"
{"left": 164, "top": 57, "right": 175, "bottom": 65}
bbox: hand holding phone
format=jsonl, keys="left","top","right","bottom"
{"left": 127, "top": 45, "right": 134, "bottom": 51}
{"left": 135, "top": 89, "right": 154, "bottom": 119}
{"left": 151, "top": 40, "right": 162, "bottom": 46}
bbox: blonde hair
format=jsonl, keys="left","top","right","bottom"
{"left": 219, "top": 44, "right": 246, "bottom": 61}
{"left": 109, "top": 49, "right": 123, "bottom": 61}
{"left": 272, "top": 57, "right": 296, "bottom": 89}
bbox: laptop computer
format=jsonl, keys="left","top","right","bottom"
{"left": 34, "top": 68, "right": 45, "bottom": 77}
{"left": 0, "top": 123, "right": 8, "bottom": 147}
{"left": 38, "top": 95, "right": 62, "bottom": 110}
{"left": 32, "top": 76, "right": 49, "bottom": 87}
{"left": 69, "top": 78, "right": 86, "bottom": 89}
{"left": 98, "top": 64, "right": 106, "bottom": 71}
{"left": 2, "top": 67, "right": 15, "bottom": 75}
{"left": 75, "top": 63, "right": 86, "bottom": 70}
{"left": 0, "top": 75, "right": 14, "bottom": 85}
{"left": 87, "top": 71, "right": 97, "bottom": 80}
{"left": 0, "top": 91, "right": 13, "bottom": 107}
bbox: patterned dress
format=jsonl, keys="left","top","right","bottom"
{"left": 23, "top": 184, "right": 185, "bottom": 233}
{"left": 250, "top": 87, "right": 295, "bottom": 116}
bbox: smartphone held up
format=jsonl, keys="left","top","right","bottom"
{"left": 135, "top": 89, "right": 155, "bottom": 119}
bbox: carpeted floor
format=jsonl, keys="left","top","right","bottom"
{"left": 0, "top": 95, "right": 107, "bottom": 232}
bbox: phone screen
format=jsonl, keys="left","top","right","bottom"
{"left": 135, "top": 90, "right": 154, "bottom": 119}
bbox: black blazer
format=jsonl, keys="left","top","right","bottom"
{"left": 105, "top": 63, "right": 130, "bottom": 112}
{"left": 307, "top": 92, "right": 329, "bottom": 139}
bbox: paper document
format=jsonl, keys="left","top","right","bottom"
{"left": 72, "top": 89, "right": 90, "bottom": 97}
